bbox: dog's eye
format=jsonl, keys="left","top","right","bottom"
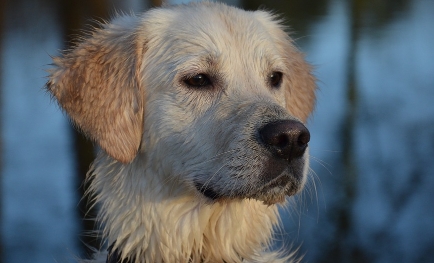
{"left": 184, "top": 74, "right": 211, "bottom": 88}
{"left": 268, "top": 72, "right": 283, "bottom": 88}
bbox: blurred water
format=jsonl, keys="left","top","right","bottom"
{"left": 284, "top": 0, "right": 434, "bottom": 262}
{"left": 1, "top": 0, "right": 433, "bottom": 262}
{"left": 1, "top": 2, "right": 79, "bottom": 263}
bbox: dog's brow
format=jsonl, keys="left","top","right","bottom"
{"left": 176, "top": 53, "right": 220, "bottom": 73}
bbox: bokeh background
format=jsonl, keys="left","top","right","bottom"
{"left": 1, "top": 0, "right": 433, "bottom": 262}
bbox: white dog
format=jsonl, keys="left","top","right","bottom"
{"left": 47, "top": 2, "right": 316, "bottom": 263}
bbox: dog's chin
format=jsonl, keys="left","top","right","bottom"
{"left": 249, "top": 175, "right": 304, "bottom": 205}
{"left": 194, "top": 173, "right": 304, "bottom": 205}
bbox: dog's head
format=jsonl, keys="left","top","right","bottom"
{"left": 47, "top": 2, "right": 316, "bottom": 205}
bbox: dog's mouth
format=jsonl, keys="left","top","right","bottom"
{"left": 194, "top": 182, "right": 224, "bottom": 200}
{"left": 193, "top": 162, "right": 305, "bottom": 205}
{"left": 254, "top": 171, "right": 302, "bottom": 205}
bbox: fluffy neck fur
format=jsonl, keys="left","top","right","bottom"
{"left": 87, "top": 153, "right": 285, "bottom": 263}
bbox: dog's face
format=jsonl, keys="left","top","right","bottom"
{"left": 48, "top": 3, "right": 316, "bottom": 205}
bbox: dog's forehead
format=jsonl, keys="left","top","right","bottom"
{"left": 146, "top": 4, "right": 285, "bottom": 68}
{"left": 184, "top": 8, "right": 274, "bottom": 48}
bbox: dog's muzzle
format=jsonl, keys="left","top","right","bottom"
{"left": 195, "top": 118, "right": 310, "bottom": 203}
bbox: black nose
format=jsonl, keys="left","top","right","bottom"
{"left": 259, "top": 120, "right": 310, "bottom": 161}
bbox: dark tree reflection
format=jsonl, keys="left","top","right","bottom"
{"left": 0, "top": 1, "right": 5, "bottom": 262}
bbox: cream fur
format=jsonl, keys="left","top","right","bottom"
{"left": 88, "top": 154, "right": 282, "bottom": 263}
{"left": 47, "top": 2, "right": 316, "bottom": 263}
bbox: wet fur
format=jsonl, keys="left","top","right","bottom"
{"left": 47, "top": 2, "right": 316, "bottom": 263}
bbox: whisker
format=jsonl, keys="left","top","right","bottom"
{"left": 199, "top": 163, "right": 227, "bottom": 194}
{"left": 309, "top": 155, "right": 333, "bottom": 176}
{"left": 307, "top": 169, "right": 321, "bottom": 221}
{"left": 193, "top": 149, "right": 239, "bottom": 166}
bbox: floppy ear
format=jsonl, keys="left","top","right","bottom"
{"left": 254, "top": 11, "right": 316, "bottom": 123}
{"left": 47, "top": 17, "right": 145, "bottom": 163}
{"left": 283, "top": 47, "right": 316, "bottom": 123}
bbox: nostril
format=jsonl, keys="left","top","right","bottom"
{"left": 273, "top": 134, "right": 290, "bottom": 148}
{"left": 298, "top": 129, "right": 310, "bottom": 147}
{"left": 259, "top": 120, "right": 310, "bottom": 161}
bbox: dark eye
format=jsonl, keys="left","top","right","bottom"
{"left": 269, "top": 71, "right": 283, "bottom": 88}
{"left": 184, "top": 74, "right": 211, "bottom": 88}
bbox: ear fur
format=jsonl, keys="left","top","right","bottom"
{"left": 272, "top": 22, "right": 316, "bottom": 123}
{"left": 283, "top": 47, "right": 316, "bottom": 123}
{"left": 47, "top": 16, "right": 145, "bottom": 163}
{"left": 254, "top": 11, "right": 316, "bottom": 123}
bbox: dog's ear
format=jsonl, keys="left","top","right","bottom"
{"left": 274, "top": 32, "right": 316, "bottom": 123}
{"left": 254, "top": 11, "right": 316, "bottom": 123}
{"left": 283, "top": 48, "right": 316, "bottom": 123}
{"left": 47, "top": 17, "right": 145, "bottom": 163}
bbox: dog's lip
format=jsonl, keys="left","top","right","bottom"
{"left": 253, "top": 165, "right": 304, "bottom": 202}
{"left": 194, "top": 173, "right": 296, "bottom": 204}
{"left": 250, "top": 176, "right": 296, "bottom": 205}
{"left": 261, "top": 173, "right": 290, "bottom": 190}
{"left": 194, "top": 181, "right": 222, "bottom": 200}
{"left": 256, "top": 174, "right": 291, "bottom": 196}
{"left": 193, "top": 157, "right": 304, "bottom": 202}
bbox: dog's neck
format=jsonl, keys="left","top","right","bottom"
{"left": 89, "top": 153, "right": 281, "bottom": 263}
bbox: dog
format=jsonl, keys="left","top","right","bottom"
{"left": 47, "top": 2, "right": 316, "bottom": 262}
